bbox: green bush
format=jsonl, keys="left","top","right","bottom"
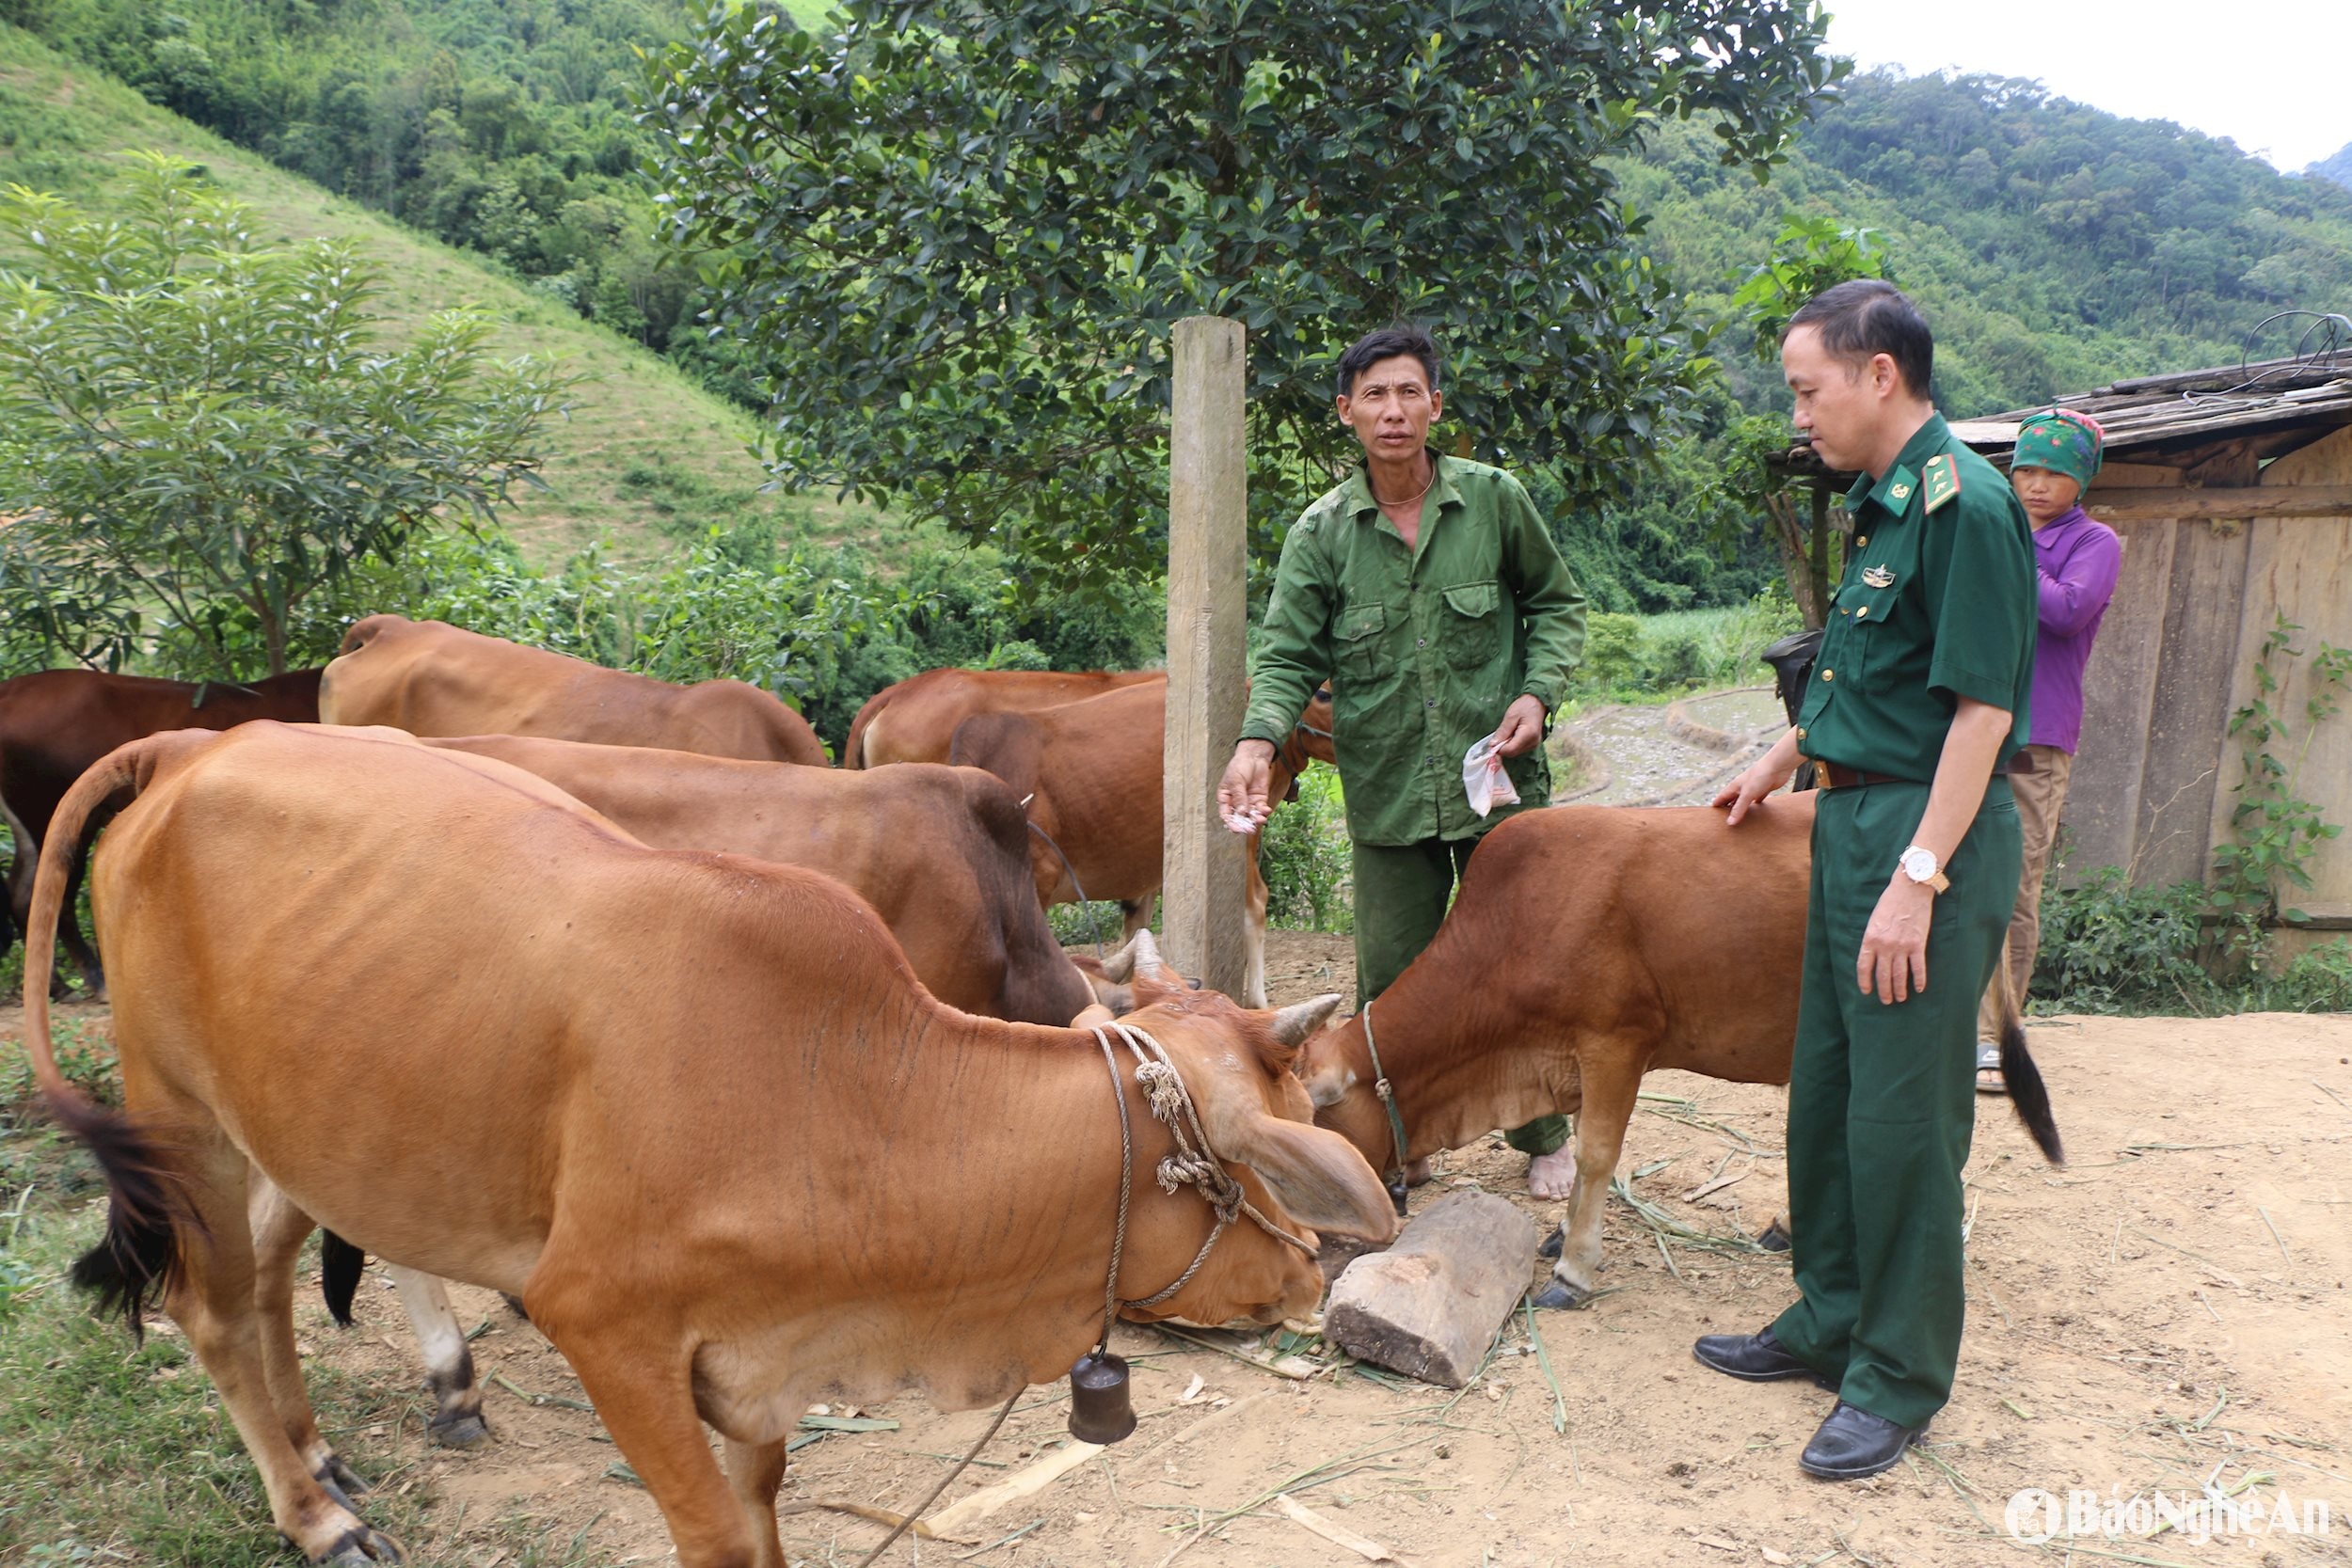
{"left": 1261, "top": 769, "right": 1354, "bottom": 935}
{"left": 2259, "top": 940, "right": 2352, "bottom": 1013}
{"left": 2032, "top": 865, "right": 2223, "bottom": 1015}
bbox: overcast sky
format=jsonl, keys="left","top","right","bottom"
{"left": 1820, "top": 0, "right": 2352, "bottom": 173}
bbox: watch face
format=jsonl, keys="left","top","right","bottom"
{"left": 1901, "top": 847, "right": 1937, "bottom": 880}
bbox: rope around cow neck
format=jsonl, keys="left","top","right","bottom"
{"left": 1025, "top": 818, "right": 1107, "bottom": 957}
{"left": 1089, "top": 1020, "right": 1316, "bottom": 1352}
{"left": 1359, "top": 998, "right": 1413, "bottom": 1195}
{"left": 862, "top": 1020, "right": 1314, "bottom": 1565}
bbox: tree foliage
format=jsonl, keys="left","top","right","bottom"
{"left": 640, "top": 0, "right": 1842, "bottom": 585}
{"left": 0, "top": 155, "right": 564, "bottom": 676}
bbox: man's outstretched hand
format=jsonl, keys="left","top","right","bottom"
{"left": 1217, "top": 738, "right": 1277, "bottom": 833}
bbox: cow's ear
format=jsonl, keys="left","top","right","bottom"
{"left": 1218, "top": 1117, "right": 1397, "bottom": 1243}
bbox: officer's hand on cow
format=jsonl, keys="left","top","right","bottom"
{"left": 1218, "top": 739, "right": 1277, "bottom": 832}
{"left": 1492, "top": 694, "right": 1547, "bottom": 759}
{"left": 1714, "top": 729, "right": 1802, "bottom": 826}
{"left": 1859, "top": 876, "right": 1934, "bottom": 1004}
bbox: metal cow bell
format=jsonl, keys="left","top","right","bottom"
{"left": 1067, "top": 1352, "right": 1136, "bottom": 1444}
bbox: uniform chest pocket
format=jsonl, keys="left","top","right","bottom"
{"left": 1336, "top": 603, "right": 1388, "bottom": 680}
{"left": 1438, "top": 580, "right": 1502, "bottom": 670}
{"left": 1845, "top": 588, "right": 1899, "bottom": 689}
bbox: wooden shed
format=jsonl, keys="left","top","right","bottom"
{"left": 1783, "top": 351, "right": 2352, "bottom": 939}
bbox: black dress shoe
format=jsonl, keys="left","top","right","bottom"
{"left": 1692, "top": 1326, "right": 1829, "bottom": 1385}
{"left": 1799, "top": 1401, "right": 1926, "bottom": 1480}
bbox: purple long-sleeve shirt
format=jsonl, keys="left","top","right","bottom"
{"left": 2026, "top": 504, "right": 2122, "bottom": 753}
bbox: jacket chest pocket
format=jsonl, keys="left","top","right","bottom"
{"left": 1840, "top": 585, "right": 1899, "bottom": 689}
{"left": 1336, "top": 603, "right": 1388, "bottom": 680}
{"left": 1438, "top": 580, "right": 1502, "bottom": 670}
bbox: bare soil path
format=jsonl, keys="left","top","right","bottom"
{"left": 10, "top": 957, "right": 2348, "bottom": 1568}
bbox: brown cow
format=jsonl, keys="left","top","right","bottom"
{"left": 20, "top": 721, "right": 1392, "bottom": 1567}
{"left": 0, "top": 668, "right": 322, "bottom": 995}
{"left": 948, "top": 683, "right": 1332, "bottom": 1008}
{"left": 843, "top": 666, "right": 1161, "bottom": 768}
{"left": 1297, "top": 798, "right": 2062, "bottom": 1309}
{"left": 320, "top": 614, "right": 829, "bottom": 766}
{"left": 424, "top": 735, "right": 1096, "bottom": 1026}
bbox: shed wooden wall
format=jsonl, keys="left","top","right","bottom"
{"left": 2060, "top": 427, "right": 2352, "bottom": 913}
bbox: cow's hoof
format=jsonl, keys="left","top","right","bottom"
{"left": 429, "top": 1411, "right": 490, "bottom": 1449}
{"left": 315, "top": 1524, "right": 405, "bottom": 1564}
{"left": 1537, "top": 1225, "right": 1564, "bottom": 1260}
{"left": 313, "top": 1456, "right": 370, "bottom": 1510}
{"left": 500, "top": 1292, "right": 532, "bottom": 1323}
{"left": 1756, "top": 1220, "right": 1792, "bottom": 1254}
{"left": 1531, "top": 1279, "right": 1587, "bottom": 1311}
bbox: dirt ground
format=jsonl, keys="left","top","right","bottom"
{"left": 12, "top": 934, "right": 2350, "bottom": 1568}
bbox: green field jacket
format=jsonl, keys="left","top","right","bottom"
{"left": 1240, "top": 451, "right": 1586, "bottom": 846}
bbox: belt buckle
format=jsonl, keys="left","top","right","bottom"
{"left": 1810, "top": 759, "right": 1834, "bottom": 790}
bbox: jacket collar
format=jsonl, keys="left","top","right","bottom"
{"left": 1843, "top": 413, "right": 1950, "bottom": 516}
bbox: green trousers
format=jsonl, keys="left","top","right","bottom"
{"left": 1771, "top": 779, "right": 2021, "bottom": 1429}
{"left": 1351, "top": 833, "right": 1571, "bottom": 1157}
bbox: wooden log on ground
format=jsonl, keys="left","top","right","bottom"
{"left": 1323, "top": 1191, "right": 1538, "bottom": 1388}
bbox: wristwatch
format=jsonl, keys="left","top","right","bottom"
{"left": 1898, "top": 845, "right": 1950, "bottom": 894}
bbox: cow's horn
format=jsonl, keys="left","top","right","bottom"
{"left": 1130, "top": 927, "right": 1165, "bottom": 979}
{"left": 1098, "top": 932, "right": 1139, "bottom": 983}
{"left": 1267, "top": 993, "right": 1345, "bottom": 1049}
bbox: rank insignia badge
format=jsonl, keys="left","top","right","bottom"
{"left": 1922, "top": 453, "right": 1962, "bottom": 514}
{"left": 1861, "top": 565, "right": 1896, "bottom": 589}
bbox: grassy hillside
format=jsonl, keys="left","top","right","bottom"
{"left": 0, "top": 20, "right": 880, "bottom": 569}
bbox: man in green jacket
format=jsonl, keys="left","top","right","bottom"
{"left": 1216, "top": 324, "right": 1587, "bottom": 1196}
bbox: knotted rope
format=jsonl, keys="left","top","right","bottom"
{"left": 1359, "top": 998, "right": 1413, "bottom": 1208}
{"left": 1089, "top": 1020, "right": 1315, "bottom": 1354}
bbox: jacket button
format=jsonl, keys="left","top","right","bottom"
{"left": 1417, "top": 637, "right": 1427, "bottom": 648}
{"left": 1425, "top": 698, "right": 1436, "bottom": 707}
{"left": 1795, "top": 727, "right": 1806, "bottom": 740}
{"left": 1822, "top": 669, "right": 1835, "bottom": 681}
{"left": 1857, "top": 535, "right": 1868, "bottom": 548}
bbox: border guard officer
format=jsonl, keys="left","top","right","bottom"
{"left": 1698, "top": 280, "right": 2036, "bottom": 1480}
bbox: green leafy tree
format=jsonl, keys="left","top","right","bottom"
{"left": 0, "top": 155, "right": 564, "bottom": 677}
{"left": 1727, "top": 213, "right": 1886, "bottom": 626}
{"left": 639, "top": 0, "right": 1843, "bottom": 585}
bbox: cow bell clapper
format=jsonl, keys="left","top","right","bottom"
{"left": 1067, "top": 1352, "right": 1137, "bottom": 1445}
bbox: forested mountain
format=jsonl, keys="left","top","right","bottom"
{"left": 2311, "top": 141, "right": 2352, "bottom": 196}
{"left": 6, "top": 0, "right": 2351, "bottom": 611}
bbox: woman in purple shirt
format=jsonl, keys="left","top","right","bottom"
{"left": 1979, "top": 408, "right": 2122, "bottom": 1091}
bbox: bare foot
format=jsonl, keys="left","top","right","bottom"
{"left": 1525, "top": 1145, "right": 1576, "bottom": 1200}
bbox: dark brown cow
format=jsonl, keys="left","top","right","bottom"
{"left": 425, "top": 735, "right": 1096, "bottom": 1025}
{"left": 320, "top": 614, "right": 828, "bottom": 766}
{"left": 19, "top": 721, "right": 1393, "bottom": 1567}
{"left": 1297, "top": 798, "right": 2062, "bottom": 1308}
{"left": 0, "top": 668, "right": 322, "bottom": 994}
{"left": 843, "top": 667, "right": 1161, "bottom": 768}
{"left": 948, "top": 683, "right": 1332, "bottom": 1008}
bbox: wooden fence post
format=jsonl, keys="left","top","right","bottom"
{"left": 1163, "top": 316, "right": 1248, "bottom": 996}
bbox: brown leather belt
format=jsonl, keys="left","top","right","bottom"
{"left": 1814, "top": 759, "right": 2015, "bottom": 790}
{"left": 1816, "top": 763, "right": 1913, "bottom": 790}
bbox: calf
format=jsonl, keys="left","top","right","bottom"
{"left": 321, "top": 614, "right": 828, "bottom": 766}
{"left": 1298, "top": 798, "right": 2061, "bottom": 1308}
{"left": 0, "top": 668, "right": 322, "bottom": 994}
{"left": 21, "top": 721, "right": 1391, "bottom": 1567}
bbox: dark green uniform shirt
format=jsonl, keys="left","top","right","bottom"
{"left": 1240, "top": 451, "right": 1586, "bottom": 846}
{"left": 1795, "top": 414, "right": 2036, "bottom": 781}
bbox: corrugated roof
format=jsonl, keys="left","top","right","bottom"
{"left": 1772, "top": 350, "right": 2352, "bottom": 477}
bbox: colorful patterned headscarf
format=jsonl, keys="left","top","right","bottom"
{"left": 2012, "top": 407, "right": 2105, "bottom": 493}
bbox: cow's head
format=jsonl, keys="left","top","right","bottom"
{"left": 1069, "top": 928, "right": 1202, "bottom": 1015}
{"left": 1095, "top": 949, "right": 1396, "bottom": 1325}
{"left": 1294, "top": 1009, "right": 1402, "bottom": 1185}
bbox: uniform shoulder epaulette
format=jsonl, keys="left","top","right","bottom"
{"left": 1922, "top": 453, "right": 1962, "bottom": 515}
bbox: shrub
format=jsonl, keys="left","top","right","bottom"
{"left": 2032, "top": 866, "right": 2222, "bottom": 1015}
{"left": 1260, "top": 769, "right": 1354, "bottom": 935}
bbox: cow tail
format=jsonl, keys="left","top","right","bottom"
{"left": 1991, "top": 963, "right": 2064, "bottom": 1165}
{"left": 320, "top": 1232, "right": 366, "bottom": 1327}
{"left": 839, "top": 689, "right": 887, "bottom": 768}
{"left": 22, "top": 732, "right": 216, "bottom": 1338}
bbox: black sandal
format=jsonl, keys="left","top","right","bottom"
{"left": 1976, "top": 1039, "right": 2007, "bottom": 1096}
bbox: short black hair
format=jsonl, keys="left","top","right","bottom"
{"left": 1785, "top": 280, "right": 1933, "bottom": 399}
{"left": 1338, "top": 325, "right": 1440, "bottom": 399}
